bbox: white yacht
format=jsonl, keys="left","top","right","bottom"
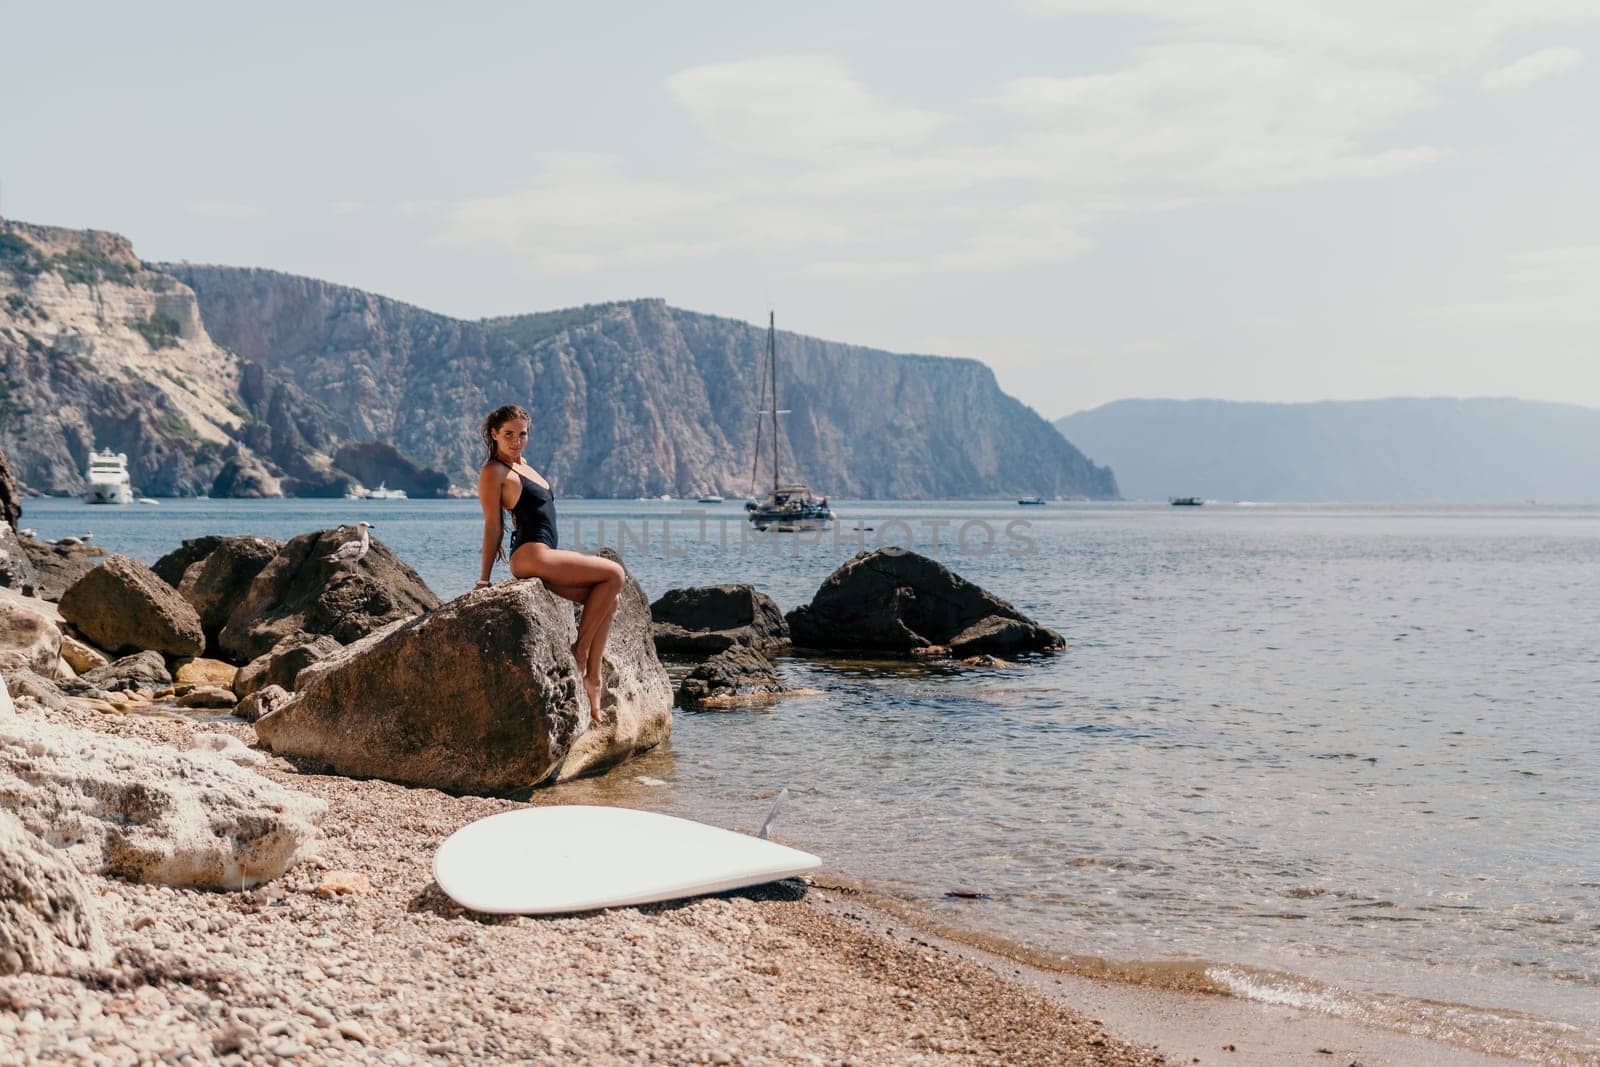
{"left": 84, "top": 450, "right": 133, "bottom": 505}
{"left": 366, "top": 482, "right": 408, "bottom": 500}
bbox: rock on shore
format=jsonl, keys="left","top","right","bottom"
{"left": 58, "top": 554, "right": 204, "bottom": 658}
{"left": 0, "top": 712, "right": 323, "bottom": 889}
{"left": 787, "top": 549, "right": 1065, "bottom": 657}
{"left": 218, "top": 528, "right": 439, "bottom": 663}
{"left": 0, "top": 808, "right": 109, "bottom": 977}
{"left": 256, "top": 555, "right": 671, "bottom": 794}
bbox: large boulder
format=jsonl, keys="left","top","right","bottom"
{"left": 234, "top": 633, "right": 341, "bottom": 700}
{"left": 0, "top": 713, "right": 324, "bottom": 889}
{"left": 256, "top": 551, "right": 672, "bottom": 794}
{"left": 0, "top": 808, "right": 109, "bottom": 977}
{"left": 675, "top": 644, "right": 790, "bottom": 707}
{"left": 18, "top": 537, "right": 106, "bottom": 602}
{"left": 650, "top": 583, "right": 789, "bottom": 656}
{"left": 58, "top": 554, "right": 204, "bottom": 657}
{"left": 0, "top": 592, "right": 62, "bottom": 675}
{"left": 218, "top": 528, "right": 440, "bottom": 663}
{"left": 172, "top": 536, "right": 282, "bottom": 654}
{"left": 786, "top": 549, "right": 1065, "bottom": 656}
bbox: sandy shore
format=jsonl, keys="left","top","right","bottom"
{"left": 3, "top": 702, "right": 1531, "bottom": 1066}
{"left": 1, "top": 704, "right": 1163, "bottom": 1066}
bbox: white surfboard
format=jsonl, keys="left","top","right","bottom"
{"left": 432, "top": 805, "right": 821, "bottom": 915}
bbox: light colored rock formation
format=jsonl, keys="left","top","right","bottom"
{"left": 174, "top": 657, "right": 237, "bottom": 689}
{"left": 59, "top": 632, "right": 110, "bottom": 675}
{"left": 0, "top": 591, "right": 61, "bottom": 675}
{"left": 256, "top": 552, "right": 670, "bottom": 794}
{"left": 218, "top": 529, "right": 438, "bottom": 663}
{"left": 176, "top": 684, "right": 236, "bottom": 709}
{"left": 0, "top": 713, "right": 324, "bottom": 889}
{"left": 58, "top": 555, "right": 204, "bottom": 657}
{"left": 0, "top": 808, "right": 109, "bottom": 976}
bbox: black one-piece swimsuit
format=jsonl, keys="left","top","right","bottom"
{"left": 502, "top": 463, "right": 558, "bottom": 552}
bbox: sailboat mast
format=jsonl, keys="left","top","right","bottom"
{"left": 769, "top": 312, "right": 780, "bottom": 493}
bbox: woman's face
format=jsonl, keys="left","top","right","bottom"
{"left": 493, "top": 418, "right": 530, "bottom": 460}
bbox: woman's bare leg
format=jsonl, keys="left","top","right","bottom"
{"left": 510, "top": 547, "right": 625, "bottom": 723}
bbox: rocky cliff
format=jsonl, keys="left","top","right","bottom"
{"left": 0, "top": 222, "right": 249, "bottom": 496}
{"left": 0, "top": 221, "right": 444, "bottom": 498}
{"left": 0, "top": 218, "right": 1116, "bottom": 499}
{"left": 165, "top": 266, "right": 1116, "bottom": 499}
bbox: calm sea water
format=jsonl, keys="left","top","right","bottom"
{"left": 26, "top": 498, "right": 1600, "bottom": 1063}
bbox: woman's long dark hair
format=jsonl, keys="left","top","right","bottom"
{"left": 482, "top": 404, "right": 530, "bottom": 561}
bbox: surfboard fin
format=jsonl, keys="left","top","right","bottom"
{"left": 758, "top": 786, "right": 790, "bottom": 840}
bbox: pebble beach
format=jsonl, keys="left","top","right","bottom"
{"left": 0, "top": 699, "right": 1164, "bottom": 1067}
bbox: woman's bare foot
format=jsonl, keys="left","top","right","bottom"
{"left": 583, "top": 672, "right": 604, "bottom": 726}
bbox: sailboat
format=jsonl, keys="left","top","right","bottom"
{"left": 744, "top": 312, "right": 834, "bottom": 532}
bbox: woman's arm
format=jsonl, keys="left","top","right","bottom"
{"left": 476, "top": 465, "right": 505, "bottom": 587}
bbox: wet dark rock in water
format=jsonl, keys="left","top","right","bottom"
{"left": 675, "top": 644, "right": 789, "bottom": 707}
{"left": 651, "top": 583, "right": 789, "bottom": 656}
{"left": 786, "top": 549, "right": 1064, "bottom": 657}
{"left": 59, "top": 555, "right": 204, "bottom": 657}
{"left": 217, "top": 528, "right": 439, "bottom": 663}
{"left": 254, "top": 549, "right": 670, "bottom": 794}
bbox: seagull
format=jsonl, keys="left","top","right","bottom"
{"left": 330, "top": 521, "right": 374, "bottom": 566}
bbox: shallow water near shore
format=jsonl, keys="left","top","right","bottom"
{"left": 28, "top": 497, "right": 1600, "bottom": 1063}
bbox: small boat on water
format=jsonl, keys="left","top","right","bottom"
{"left": 84, "top": 449, "right": 133, "bottom": 505}
{"left": 1017, "top": 496, "right": 1046, "bottom": 506}
{"left": 697, "top": 495, "right": 724, "bottom": 504}
{"left": 1170, "top": 496, "right": 1204, "bottom": 507}
{"left": 367, "top": 482, "right": 408, "bottom": 500}
{"left": 745, "top": 312, "right": 833, "bottom": 532}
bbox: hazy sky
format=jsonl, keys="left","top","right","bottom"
{"left": 3, "top": 1, "right": 1596, "bottom": 417}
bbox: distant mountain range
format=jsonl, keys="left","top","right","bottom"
{"left": 0, "top": 218, "right": 1116, "bottom": 500}
{"left": 1056, "top": 398, "right": 1600, "bottom": 503}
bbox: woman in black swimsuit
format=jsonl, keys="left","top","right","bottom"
{"left": 476, "top": 404, "right": 624, "bottom": 725}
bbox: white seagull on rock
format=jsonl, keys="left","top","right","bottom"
{"left": 330, "top": 521, "right": 374, "bottom": 566}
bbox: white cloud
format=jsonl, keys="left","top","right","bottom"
{"left": 987, "top": 41, "right": 1440, "bottom": 192}
{"left": 1482, "top": 47, "right": 1584, "bottom": 91}
{"left": 332, "top": 200, "right": 367, "bottom": 215}
{"left": 1423, "top": 246, "right": 1600, "bottom": 325}
{"left": 434, "top": 2, "right": 1599, "bottom": 279}
{"left": 189, "top": 201, "right": 265, "bottom": 219}
{"left": 665, "top": 55, "right": 945, "bottom": 160}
